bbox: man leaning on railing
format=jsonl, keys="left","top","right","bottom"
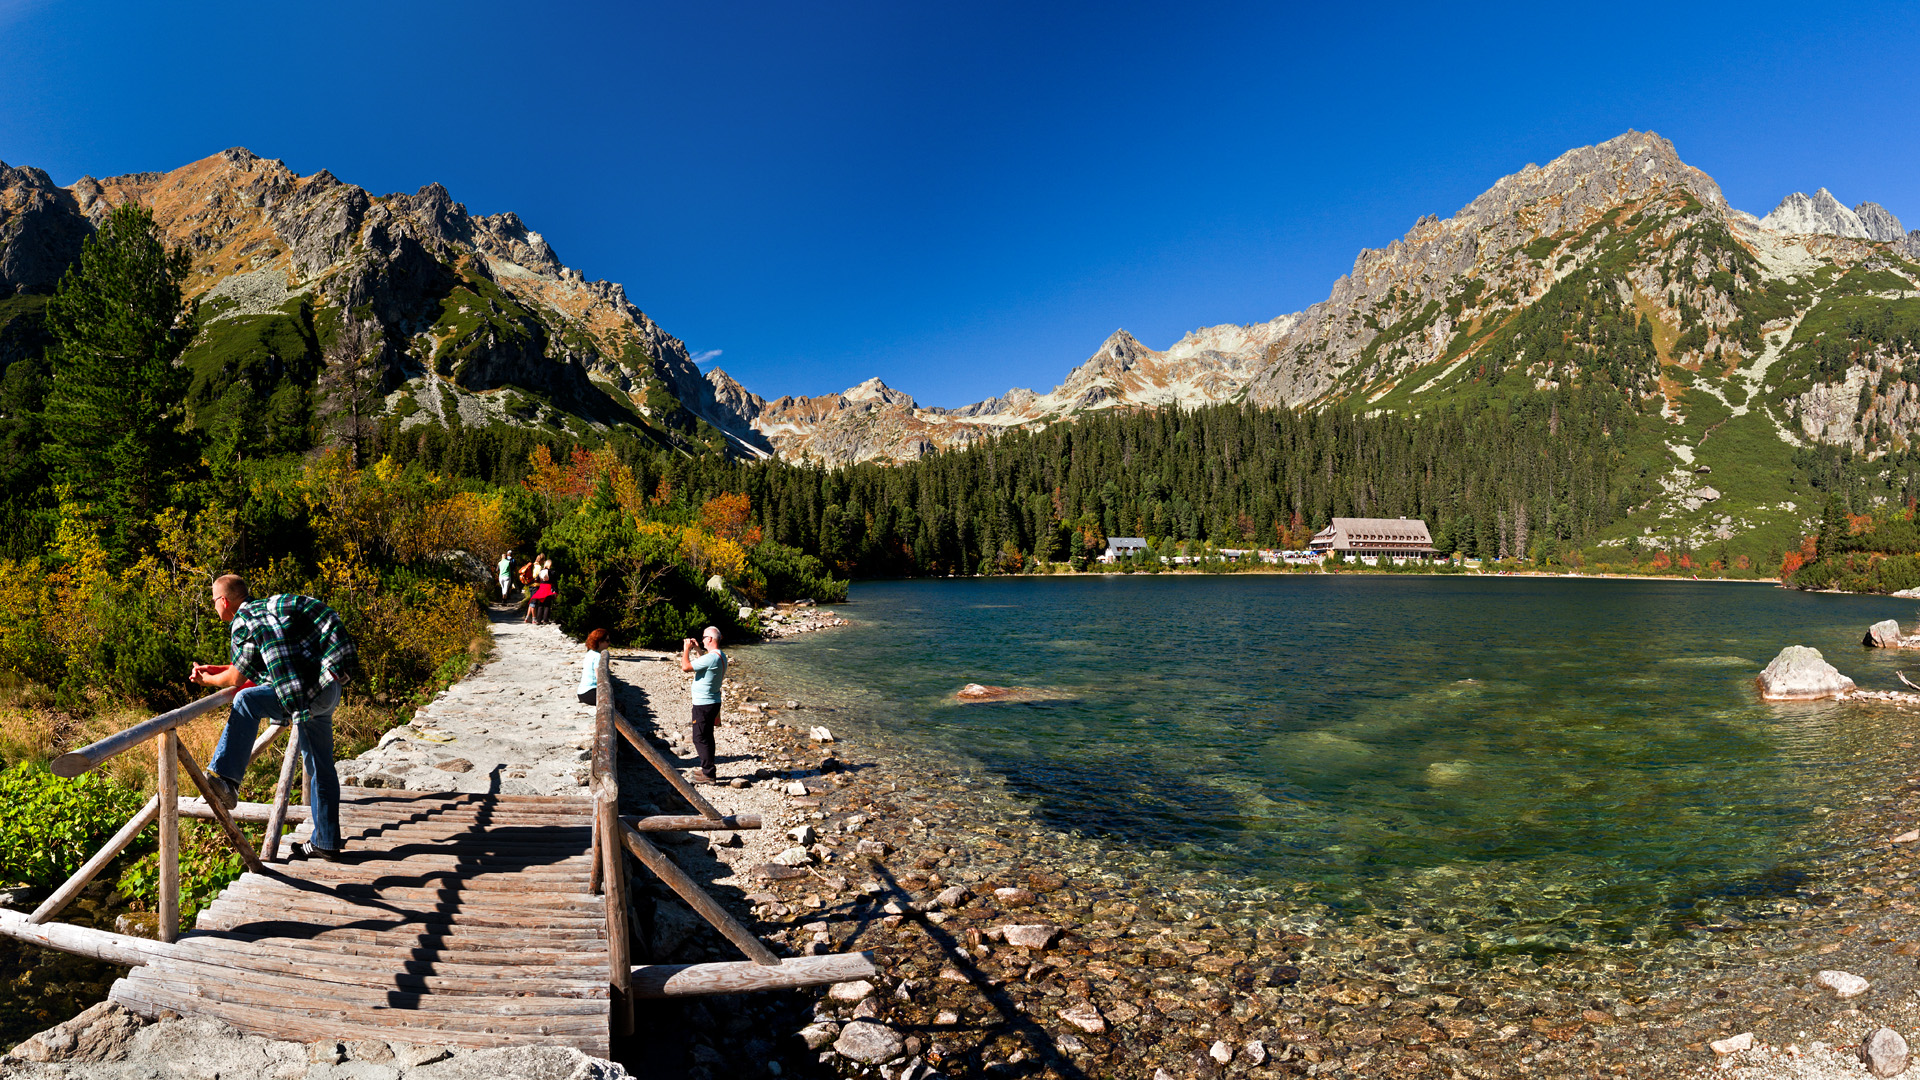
{"left": 188, "top": 575, "right": 358, "bottom": 861}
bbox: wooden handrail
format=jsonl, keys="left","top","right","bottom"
{"left": 626, "top": 813, "right": 760, "bottom": 831}
{"left": 592, "top": 650, "right": 634, "bottom": 1037}
{"left": 619, "top": 820, "right": 780, "bottom": 965}
{"left": 612, "top": 711, "right": 724, "bottom": 820}
{"left": 52, "top": 688, "right": 238, "bottom": 778}
{"left": 632, "top": 952, "right": 877, "bottom": 998}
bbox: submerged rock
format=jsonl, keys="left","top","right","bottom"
{"left": 954, "top": 683, "right": 1072, "bottom": 704}
{"left": 1816, "top": 969, "right": 1871, "bottom": 997}
{"left": 1709, "top": 1032, "right": 1753, "bottom": 1055}
{"left": 1756, "top": 646, "right": 1856, "bottom": 700}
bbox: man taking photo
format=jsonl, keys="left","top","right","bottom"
{"left": 189, "top": 575, "right": 356, "bottom": 861}
{"left": 678, "top": 626, "right": 726, "bottom": 784}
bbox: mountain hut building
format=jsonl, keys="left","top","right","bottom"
{"left": 1308, "top": 518, "right": 1438, "bottom": 563}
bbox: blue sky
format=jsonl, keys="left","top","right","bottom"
{"left": 3, "top": 1, "right": 1917, "bottom": 407}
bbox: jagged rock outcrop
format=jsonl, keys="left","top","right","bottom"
{"left": 1854, "top": 201, "right": 1908, "bottom": 243}
{"left": 0, "top": 162, "right": 88, "bottom": 296}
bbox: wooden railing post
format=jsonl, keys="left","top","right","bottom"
{"left": 173, "top": 739, "right": 264, "bottom": 875}
{"left": 619, "top": 821, "right": 780, "bottom": 966}
{"left": 600, "top": 790, "right": 632, "bottom": 1036}
{"left": 260, "top": 724, "right": 301, "bottom": 862}
{"left": 157, "top": 732, "right": 180, "bottom": 944}
{"left": 592, "top": 650, "right": 633, "bottom": 1037}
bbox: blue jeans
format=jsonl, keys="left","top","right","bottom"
{"left": 210, "top": 683, "right": 343, "bottom": 852}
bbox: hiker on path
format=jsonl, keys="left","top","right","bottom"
{"left": 189, "top": 575, "right": 355, "bottom": 861}
{"left": 577, "top": 628, "right": 609, "bottom": 706}
{"left": 497, "top": 550, "right": 513, "bottom": 600}
{"left": 677, "top": 626, "right": 726, "bottom": 784}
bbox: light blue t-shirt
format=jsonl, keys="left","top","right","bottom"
{"left": 690, "top": 649, "right": 727, "bottom": 705}
{"left": 577, "top": 650, "right": 603, "bottom": 696}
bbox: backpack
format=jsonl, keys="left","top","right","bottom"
{"left": 517, "top": 562, "right": 535, "bottom": 585}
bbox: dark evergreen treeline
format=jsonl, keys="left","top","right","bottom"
{"left": 655, "top": 387, "right": 1655, "bottom": 576}
{"left": 339, "top": 384, "right": 1656, "bottom": 578}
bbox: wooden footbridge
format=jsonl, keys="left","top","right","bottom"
{"left": 0, "top": 657, "right": 873, "bottom": 1058}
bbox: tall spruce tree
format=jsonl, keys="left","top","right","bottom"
{"left": 42, "top": 203, "right": 195, "bottom": 554}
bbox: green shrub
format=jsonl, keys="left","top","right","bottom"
{"left": 749, "top": 542, "right": 848, "bottom": 604}
{"left": 0, "top": 763, "right": 147, "bottom": 888}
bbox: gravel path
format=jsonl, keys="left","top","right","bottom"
{"left": 340, "top": 610, "right": 600, "bottom": 797}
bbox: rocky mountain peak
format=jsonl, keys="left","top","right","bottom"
{"left": 706, "top": 369, "right": 767, "bottom": 422}
{"left": 843, "top": 377, "right": 916, "bottom": 408}
{"left": 1854, "top": 201, "right": 1908, "bottom": 243}
{"left": 1761, "top": 188, "right": 1870, "bottom": 238}
{"left": 1091, "top": 329, "right": 1153, "bottom": 372}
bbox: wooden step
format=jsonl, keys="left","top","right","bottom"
{"left": 112, "top": 980, "right": 608, "bottom": 1056}
{"left": 127, "top": 956, "right": 608, "bottom": 1014}
{"left": 179, "top": 930, "right": 604, "bottom": 971}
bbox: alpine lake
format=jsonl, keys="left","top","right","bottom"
{"left": 732, "top": 574, "right": 1920, "bottom": 1076}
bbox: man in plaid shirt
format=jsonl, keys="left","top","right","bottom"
{"left": 190, "top": 575, "right": 356, "bottom": 860}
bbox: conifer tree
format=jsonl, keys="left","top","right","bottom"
{"left": 42, "top": 203, "right": 195, "bottom": 554}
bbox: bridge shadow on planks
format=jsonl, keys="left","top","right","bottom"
{"left": 109, "top": 789, "right": 614, "bottom": 1057}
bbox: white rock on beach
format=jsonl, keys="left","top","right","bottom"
{"left": 772, "top": 846, "right": 814, "bottom": 867}
{"left": 827, "top": 979, "right": 875, "bottom": 1002}
{"left": 1864, "top": 1027, "right": 1911, "bottom": 1077}
{"left": 1756, "top": 646, "right": 1856, "bottom": 700}
{"left": 832, "top": 1021, "right": 903, "bottom": 1064}
{"left": 1815, "top": 969, "right": 1871, "bottom": 998}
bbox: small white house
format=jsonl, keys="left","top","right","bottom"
{"left": 1100, "top": 537, "right": 1149, "bottom": 562}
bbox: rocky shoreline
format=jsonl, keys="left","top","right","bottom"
{"left": 664, "top": 641, "right": 1920, "bottom": 1080}
{"left": 15, "top": 611, "right": 1920, "bottom": 1078}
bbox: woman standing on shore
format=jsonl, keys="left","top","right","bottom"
{"left": 577, "top": 628, "right": 609, "bottom": 706}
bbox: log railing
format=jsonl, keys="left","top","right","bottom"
{"left": 29, "top": 686, "right": 310, "bottom": 943}
{"left": 590, "top": 652, "right": 877, "bottom": 1030}
{"left": 3, "top": 653, "right": 878, "bottom": 1047}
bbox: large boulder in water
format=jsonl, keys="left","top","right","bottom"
{"left": 1866, "top": 620, "right": 1904, "bottom": 648}
{"left": 1756, "top": 646, "right": 1856, "bottom": 700}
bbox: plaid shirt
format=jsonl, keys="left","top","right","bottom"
{"left": 229, "top": 594, "right": 356, "bottom": 725}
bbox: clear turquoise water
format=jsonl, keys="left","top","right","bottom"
{"left": 746, "top": 575, "right": 1920, "bottom": 954}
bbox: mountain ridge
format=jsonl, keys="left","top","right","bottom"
{"left": 6, "top": 136, "right": 1920, "bottom": 557}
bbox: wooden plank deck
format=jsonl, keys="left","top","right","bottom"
{"left": 109, "top": 789, "right": 612, "bottom": 1057}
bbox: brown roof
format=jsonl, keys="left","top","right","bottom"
{"left": 1310, "top": 517, "right": 1435, "bottom": 548}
